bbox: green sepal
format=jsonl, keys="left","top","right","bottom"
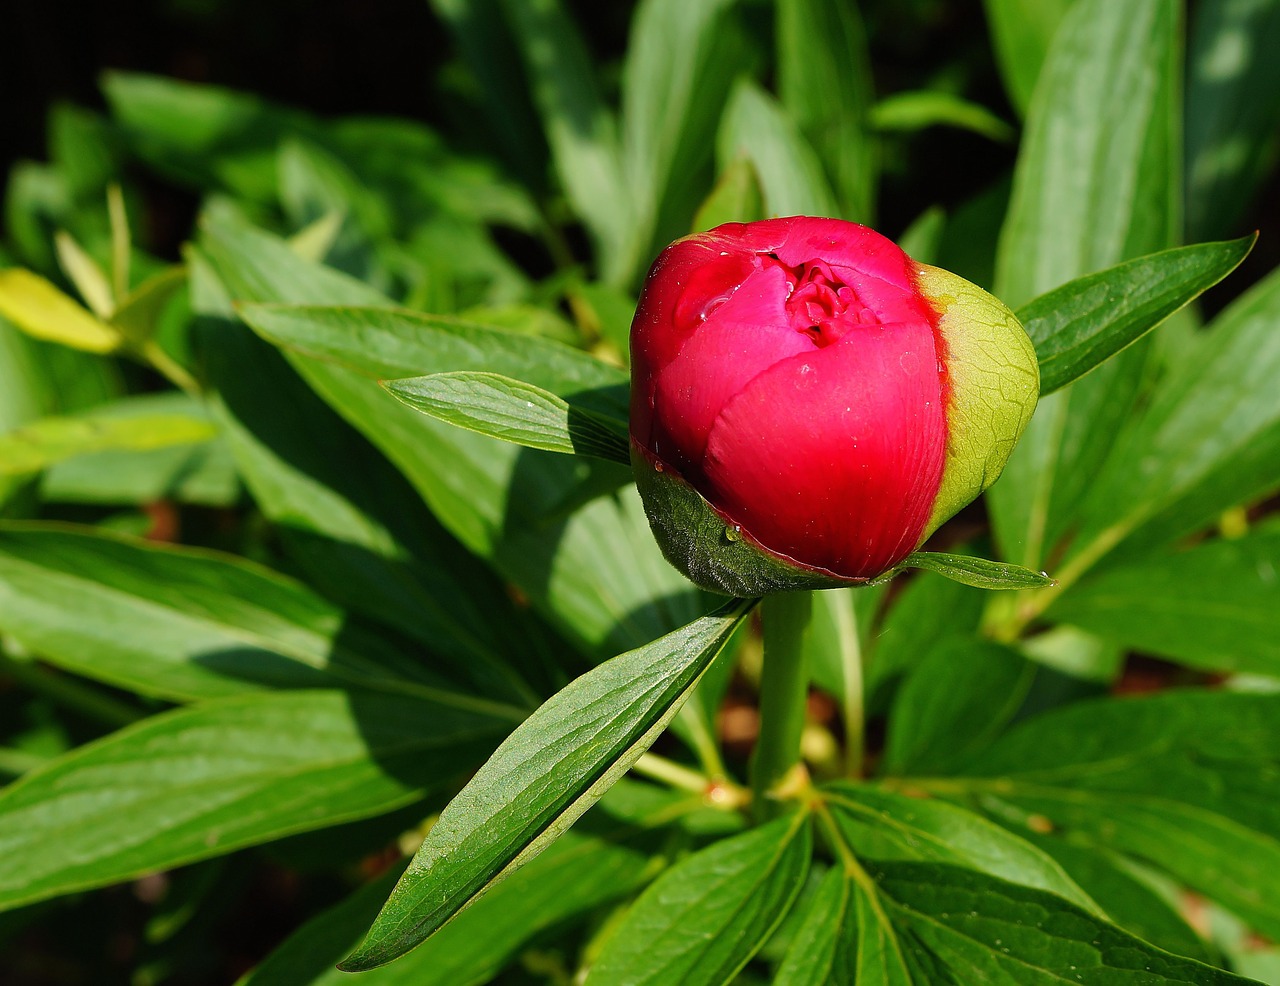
{"left": 631, "top": 445, "right": 869, "bottom": 596}
{"left": 914, "top": 263, "right": 1040, "bottom": 535}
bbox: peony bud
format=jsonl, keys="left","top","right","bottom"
{"left": 630, "top": 217, "right": 1039, "bottom": 596}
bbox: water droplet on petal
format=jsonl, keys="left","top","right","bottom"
{"left": 724, "top": 525, "right": 742, "bottom": 543}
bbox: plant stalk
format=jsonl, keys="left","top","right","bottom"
{"left": 751, "top": 590, "right": 813, "bottom": 821}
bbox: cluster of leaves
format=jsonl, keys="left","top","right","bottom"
{"left": 2, "top": 0, "right": 1280, "bottom": 983}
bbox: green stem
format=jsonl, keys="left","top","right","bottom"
{"left": 752, "top": 591, "right": 813, "bottom": 821}
{"left": 829, "top": 590, "right": 865, "bottom": 778}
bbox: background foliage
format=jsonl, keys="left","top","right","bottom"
{"left": 2, "top": 0, "right": 1280, "bottom": 983}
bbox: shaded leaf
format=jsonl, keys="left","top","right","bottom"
{"left": 341, "top": 599, "right": 754, "bottom": 971}
{"left": 0, "top": 690, "right": 504, "bottom": 912}
{"left": 982, "top": 0, "right": 1074, "bottom": 116}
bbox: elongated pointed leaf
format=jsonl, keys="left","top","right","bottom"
{"left": 982, "top": 0, "right": 1073, "bottom": 116}
{"left": 1020, "top": 235, "right": 1255, "bottom": 394}
{"left": 0, "top": 268, "right": 122, "bottom": 353}
{"left": 341, "top": 599, "right": 754, "bottom": 971}
{"left": 898, "top": 551, "right": 1052, "bottom": 589}
{"left": 870, "top": 862, "right": 1255, "bottom": 985}
{"left": 0, "top": 522, "right": 515, "bottom": 713}
{"left": 586, "top": 812, "right": 811, "bottom": 985}
{"left": 0, "top": 690, "right": 505, "bottom": 911}
{"left": 988, "top": 0, "right": 1180, "bottom": 569}
{"left": 1048, "top": 522, "right": 1280, "bottom": 677}
{"left": 945, "top": 690, "right": 1280, "bottom": 941}
{"left": 385, "top": 371, "right": 630, "bottom": 464}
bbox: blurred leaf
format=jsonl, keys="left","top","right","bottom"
{"left": 110, "top": 266, "right": 187, "bottom": 343}
{"left": 53, "top": 231, "right": 113, "bottom": 318}
{"left": 989, "top": 0, "right": 1180, "bottom": 569}
{"left": 586, "top": 813, "right": 811, "bottom": 984}
{"left": 0, "top": 522, "right": 513, "bottom": 710}
{"left": 618, "top": 0, "right": 757, "bottom": 283}
{"left": 898, "top": 551, "right": 1053, "bottom": 589}
{"left": 1185, "top": 0, "right": 1280, "bottom": 240}
{"left": 385, "top": 371, "right": 630, "bottom": 464}
{"left": 1019, "top": 235, "right": 1255, "bottom": 394}
{"left": 1048, "top": 522, "right": 1280, "bottom": 677}
{"left": 692, "top": 156, "right": 764, "bottom": 232}
{"left": 340, "top": 599, "right": 754, "bottom": 971}
{"left": 777, "top": 0, "right": 876, "bottom": 222}
{"left": 0, "top": 268, "right": 122, "bottom": 353}
{"left": 880, "top": 641, "right": 1035, "bottom": 776}
{"left": 718, "top": 80, "right": 839, "bottom": 218}
{"left": 1066, "top": 262, "right": 1280, "bottom": 563}
{"left": 826, "top": 784, "right": 1095, "bottom": 908}
{"left": 0, "top": 690, "right": 504, "bottom": 912}
{"left": 49, "top": 103, "right": 122, "bottom": 198}
{"left": 0, "top": 407, "right": 213, "bottom": 477}
{"left": 982, "top": 0, "right": 1074, "bottom": 116}
{"left": 871, "top": 90, "right": 1015, "bottom": 143}
{"left": 947, "top": 690, "right": 1280, "bottom": 940}
{"left": 865, "top": 862, "right": 1253, "bottom": 985}
{"left": 896, "top": 206, "right": 946, "bottom": 265}
{"left": 500, "top": 0, "right": 626, "bottom": 270}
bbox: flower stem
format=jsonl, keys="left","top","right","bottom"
{"left": 751, "top": 590, "right": 813, "bottom": 822}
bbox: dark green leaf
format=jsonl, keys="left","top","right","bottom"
{"left": 870, "top": 862, "right": 1254, "bottom": 985}
{"left": 1185, "top": 0, "right": 1280, "bottom": 240}
{"left": 0, "top": 690, "right": 504, "bottom": 911}
{"left": 880, "top": 641, "right": 1035, "bottom": 776}
{"left": 1019, "top": 236, "right": 1256, "bottom": 395}
{"left": 1066, "top": 263, "right": 1280, "bottom": 561}
{"left": 384, "top": 371, "right": 630, "bottom": 464}
{"left": 341, "top": 599, "right": 754, "bottom": 971}
{"left": 585, "top": 812, "right": 811, "bottom": 985}
{"left": 898, "top": 551, "right": 1053, "bottom": 589}
{"left": 776, "top": 0, "right": 875, "bottom": 221}
{"left": 1048, "top": 523, "right": 1280, "bottom": 677}
{"left": 982, "top": 0, "right": 1073, "bottom": 116}
{"left": 945, "top": 690, "right": 1280, "bottom": 940}
{"left": 988, "top": 0, "right": 1180, "bottom": 570}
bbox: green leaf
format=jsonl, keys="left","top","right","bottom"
{"left": 717, "top": 79, "right": 839, "bottom": 219}
{"left": 982, "top": 0, "right": 1074, "bottom": 117}
{"left": 190, "top": 251, "right": 546, "bottom": 705}
{"left": 880, "top": 641, "right": 1035, "bottom": 776}
{"left": 0, "top": 690, "right": 505, "bottom": 911}
{"left": 946, "top": 690, "right": 1280, "bottom": 941}
{"left": 384, "top": 371, "right": 630, "bottom": 464}
{"left": 241, "top": 783, "right": 700, "bottom": 986}
{"left": 868, "top": 862, "right": 1254, "bottom": 985}
{"left": 897, "top": 551, "right": 1053, "bottom": 589}
{"left": 1066, "top": 262, "right": 1280, "bottom": 561}
{"left": 825, "top": 784, "right": 1096, "bottom": 910}
{"left": 692, "top": 157, "right": 765, "bottom": 233}
{"left": 1185, "top": 0, "right": 1280, "bottom": 241}
{"left": 0, "top": 522, "right": 514, "bottom": 711}
{"left": 236, "top": 303, "right": 627, "bottom": 411}
{"left": 340, "top": 599, "right": 754, "bottom": 971}
{"left": 618, "top": 0, "right": 751, "bottom": 283}
{"left": 988, "top": 0, "right": 1180, "bottom": 571}
{"left": 871, "top": 90, "right": 1015, "bottom": 143}
{"left": 40, "top": 391, "right": 240, "bottom": 507}
{"left": 775, "top": 866, "right": 913, "bottom": 986}
{"left": 1019, "top": 235, "right": 1256, "bottom": 395}
{"left": 205, "top": 216, "right": 701, "bottom": 658}
{"left": 585, "top": 812, "right": 812, "bottom": 985}
{"left": 500, "top": 0, "right": 626, "bottom": 271}
{"left": 776, "top": 0, "right": 875, "bottom": 221}
{"left": 1047, "top": 523, "right": 1280, "bottom": 677}
{"left": 0, "top": 406, "right": 214, "bottom": 477}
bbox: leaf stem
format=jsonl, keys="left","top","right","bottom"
{"left": 751, "top": 590, "right": 813, "bottom": 822}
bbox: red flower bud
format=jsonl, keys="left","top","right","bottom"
{"left": 630, "top": 217, "right": 1039, "bottom": 595}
